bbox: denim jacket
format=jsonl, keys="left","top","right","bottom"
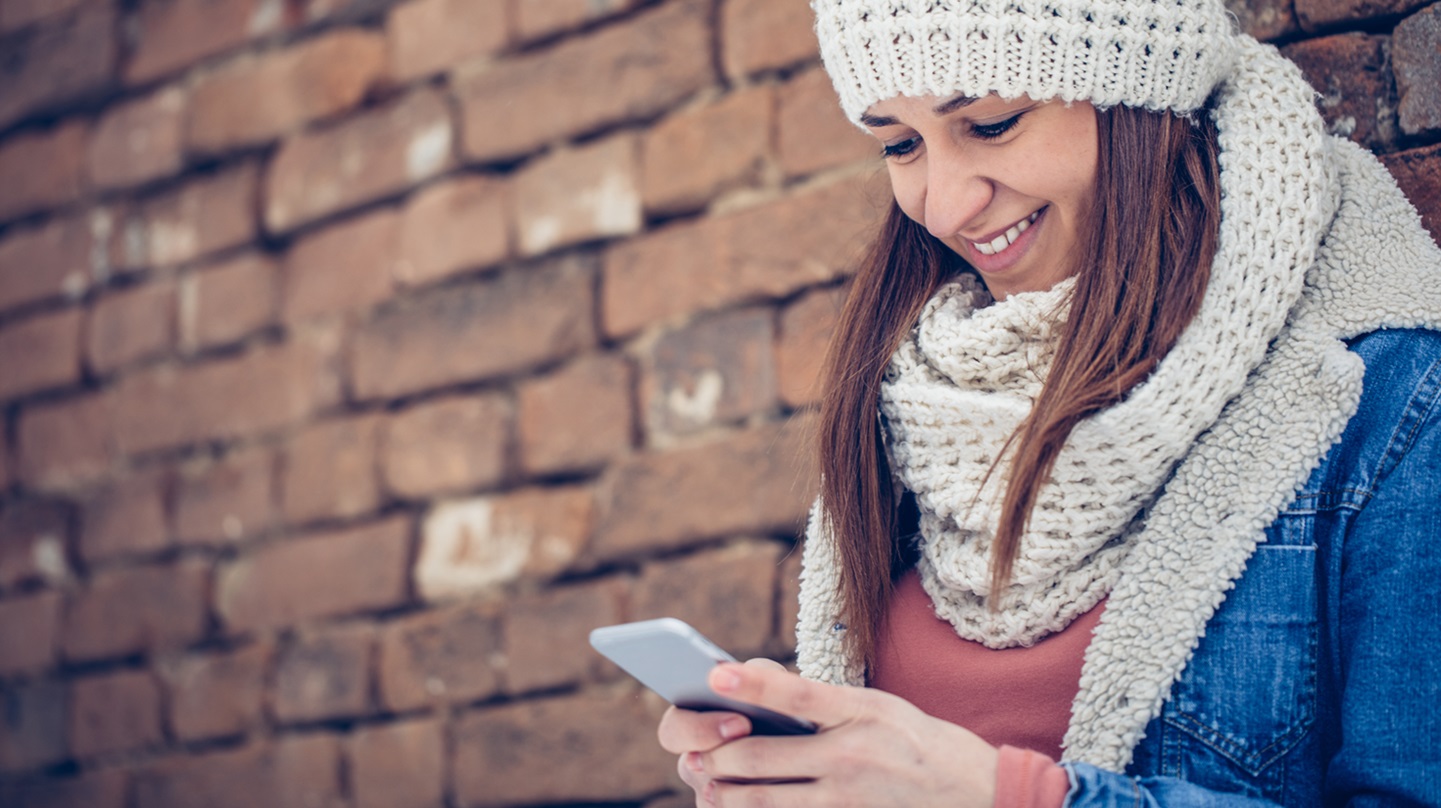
{"left": 1061, "top": 327, "right": 1441, "bottom": 806}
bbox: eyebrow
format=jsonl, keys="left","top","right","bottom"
{"left": 859, "top": 94, "right": 979, "bottom": 128}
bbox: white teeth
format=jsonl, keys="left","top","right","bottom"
{"left": 971, "top": 209, "right": 1042, "bottom": 256}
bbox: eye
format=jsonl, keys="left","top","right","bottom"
{"left": 881, "top": 136, "right": 922, "bottom": 161}
{"left": 971, "top": 112, "right": 1025, "bottom": 140}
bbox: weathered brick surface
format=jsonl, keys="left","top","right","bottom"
{"left": 517, "top": 353, "right": 634, "bottom": 476}
{"left": 0, "top": 214, "right": 96, "bottom": 314}
{"left": 415, "top": 485, "right": 594, "bottom": 601}
{"left": 15, "top": 394, "right": 113, "bottom": 490}
{"left": 377, "top": 599, "right": 504, "bottom": 711}
{"left": 632, "top": 541, "right": 784, "bottom": 656}
{"left": 86, "top": 280, "right": 175, "bottom": 374}
{"left": 777, "top": 284, "right": 847, "bottom": 406}
{"left": 516, "top": 133, "right": 642, "bottom": 256}
{"left": 0, "top": 308, "right": 83, "bottom": 402}
{"left": 173, "top": 447, "right": 275, "bottom": 545}
{"left": 0, "top": 680, "right": 67, "bottom": 773}
{"left": 0, "top": 0, "right": 93, "bottom": 33}
{"left": 452, "top": 688, "right": 676, "bottom": 806}
{"left": 396, "top": 175, "right": 510, "bottom": 287}
{"left": 78, "top": 462, "right": 170, "bottom": 565}
{"left": 721, "top": 0, "right": 819, "bottom": 78}
{"left": 0, "top": 589, "right": 62, "bottom": 675}
{"left": 264, "top": 88, "right": 453, "bottom": 234}
{"left": 1226, "top": 0, "right": 1297, "bottom": 40}
{"left": 178, "top": 252, "right": 277, "bottom": 351}
{"left": 387, "top": 0, "right": 508, "bottom": 83}
{"left": 1295, "top": 0, "right": 1428, "bottom": 31}
{"left": 594, "top": 414, "right": 817, "bottom": 558}
{"left": 1392, "top": 5, "right": 1441, "bottom": 136}
{"left": 187, "top": 30, "right": 386, "bottom": 155}
{"left": 349, "top": 716, "right": 446, "bottom": 808}
{"left": 382, "top": 393, "right": 509, "bottom": 499}
{"left": 62, "top": 560, "right": 209, "bottom": 662}
{"left": 126, "top": 0, "right": 280, "bottom": 85}
{"left": 503, "top": 577, "right": 627, "bottom": 693}
{"left": 88, "top": 86, "right": 186, "bottom": 191}
{"left": 126, "top": 162, "right": 260, "bottom": 270}
{"left": 644, "top": 306, "right": 777, "bottom": 437}
{"left": 132, "top": 735, "right": 344, "bottom": 808}
{"left": 0, "top": 501, "right": 71, "bottom": 591}
{"left": 515, "top": 0, "right": 641, "bottom": 41}
{"left": 351, "top": 256, "right": 594, "bottom": 399}
{"left": 642, "top": 86, "right": 774, "bottom": 215}
{"left": 156, "top": 642, "right": 271, "bottom": 742}
{"left": 0, "top": 767, "right": 127, "bottom": 808}
{"left": 283, "top": 209, "right": 399, "bottom": 324}
{"left": 1382, "top": 143, "right": 1441, "bottom": 243}
{"left": 778, "top": 66, "right": 877, "bottom": 179}
{"left": 0, "top": 6, "right": 117, "bottom": 131}
{"left": 281, "top": 413, "right": 383, "bottom": 524}
{"left": 1283, "top": 34, "right": 1398, "bottom": 149}
{"left": 272, "top": 623, "right": 375, "bottom": 723}
{"left": 216, "top": 516, "right": 411, "bottom": 633}
{"left": 69, "top": 669, "right": 164, "bottom": 759}
{"left": 455, "top": 0, "right": 713, "bottom": 161}
{"left": 604, "top": 171, "right": 886, "bottom": 337}
{"left": 0, "top": 121, "right": 88, "bottom": 225}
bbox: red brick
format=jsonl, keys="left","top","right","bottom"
{"left": 133, "top": 735, "right": 343, "bottom": 808}
{"left": 216, "top": 516, "right": 411, "bottom": 633}
{"left": 272, "top": 622, "right": 375, "bottom": 723}
{"left": 503, "top": 577, "right": 626, "bottom": 693}
{"left": 642, "top": 86, "right": 773, "bottom": 215}
{"left": 63, "top": 560, "right": 208, "bottom": 662}
{"left": 88, "top": 86, "right": 186, "bottom": 191}
{"left": 349, "top": 716, "right": 445, "bottom": 808}
{"left": 455, "top": 0, "right": 713, "bottom": 161}
{"left": 78, "top": 470, "right": 168, "bottom": 562}
{"left": 264, "top": 88, "right": 453, "bottom": 234}
{"left": 452, "top": 688, "right": 676, "bottom": 806}
{"left": 777, "top": 283, "right": 847, "bottom": 407}
{"left": 0, "top": 121, "right": 88, "bottom": 223}
{"left": 351, "top": 256, "right": 594, "bottom": 399}
{"left": 0, "top": 680, "right": 67, "bottom": 773}
{"left": 516, "top": 134, "right": 642, "bottom": 256}
{"left": 16, "top": 393, "right": 115, "bottom": 491}
{"left": 0, "top": 308, "right": 83, "bottom": 402}
{"left": 1382, "top": 143, "right": 1441, "bottom": 245}
{"left": 109, "top": 331, "right": 341, "bottom": 456}
{"left": 156, "top": 642, "right": 271, "bottom": 742}
{"left": 0, "top": 589, "right": 62, "bottom": 675}
{"left": 0, "top": 0, "right": 95, "bottom": 33}
{"left": 1227, "top": 0, "right": 1297, "bottom": 40}
{"left": 396, "top": 175, "right": 510, "bottom": 286}
{"left": 173, "top": 447, "right": 275, "bottom": 545}
{"left": 643, "top": 306, "right": 777, "bottom": 438}
{"left": 126, "top": 162, "right": 260, "bottom": 270}
{"left": 0, "top": 214, "right": 96, "bottom": 314}
{"left": 518, "top": 353, "right": 634, "bottom": 476}
{"left": 1393, "top": 5, "right": 1441, "bottom": 136}
{"left": 178, "top": 252, "right": 278, "bottom": 351}
{"left": 604, "top": 171, "right": 886, "bottom": 337}
{"left": 377, "top": 599, "right": 503, "bottom": 711}
{"left": 0, "top": 7, "right": 117, "bottom": 131}
{"left": 0, "top": 427, "right": 9, "bottom": 491}
{"left": 721, "top": 0, "right": 818, "bottom": 79}
{"left": 86, "top": 280, "right": 176, "bottom": 374}
{"left": 1295, "top": 0, "right": 1427, "bottom": 30}
{"left": 415, "top": 485, "right": 594, "bottom": 601}
{"left": 1282, "top": 34, "right": 1398, "bottom": 150}
{"left": 283, "top": 209, "right": 399, "bottom": 323}
{"left": 0, "top": 767, "right": 127, "bottom": 808}
{"left": 515, "top": 0, "right": 641, "bottom": 41}
{"left": 778, "top": 66, "right": 876, "bottom": 179}
{"left": 0, "top": 501, "right": 71, "bottom": 590}
{"left": 186, "top": 29, "right": 387, "bottom": 155}
{"left": 594, "top": 415, "right": 817, "bottom": 558}
{"left": 70, "top": 669, "right": 163, "bottom": 759}
{"left": 281, "top": 413, "right": 383, "bottom": 525}
{"left": 633, "top": 541, "right": 784, "bottom": 657}
{"left": 381, "top": 393, "right": 509, "bottom": 499}
{"left": 387, "top": 0, "right": 508, "bottom": 82}
{"left": 125, "top": 0, "right": 284, "bottom": 85}
{"left": 777, "top": 542, "right": 802, "bottom": 654}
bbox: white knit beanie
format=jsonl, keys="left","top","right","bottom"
{"left": 812, "top": 0, "right": 1240, "bottom": 123}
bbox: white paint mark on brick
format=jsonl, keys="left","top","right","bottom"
{"left": 524, "top": 216, "right": 562, "bottom": 256}
{"left": 249, "top": 0, "right": 284, "bottom": 35}
{"left": 89, "top": 208, "right": 114, "bottom": 285}
{"left": 33, "top": 534, "right": 70, "bottom": 584}
{"left": 416, "top": 499, "right": 528, "bottom": 601}
{"left": 178, "top": 273, "right": 199, "bottom": 351}
{"left": 148, "top": 219, "right": 199, "bottom": 266}
{"left": 588, "top": 168, "right": 642, "bottom": 236}
{"left": 406, "top": 123, "right": 451, "bottom": 182}
{"left": 666, "top": 369, "right": 723, "bottom": 426}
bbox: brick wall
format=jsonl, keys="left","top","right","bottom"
{"left": 0, "top": 0, "right": 1436, "bottom": 806}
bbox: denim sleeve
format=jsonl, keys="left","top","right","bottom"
{"left": 1059, "top": 763, "right": 1278, "bottom": 806}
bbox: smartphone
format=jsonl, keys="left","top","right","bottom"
{"left": 589, "top": 618, "right": 818, "bottom": 736}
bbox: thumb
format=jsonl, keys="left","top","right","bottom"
{"left": 743, "top": 657, "right": 786, "bottom": 672}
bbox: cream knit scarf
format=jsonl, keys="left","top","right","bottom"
{"left": 795, "top": 37, "right": 1441, "bottom": 771}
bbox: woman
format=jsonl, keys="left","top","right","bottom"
{"left": 659, "top": 0, "right": 1441, "bottom": 805}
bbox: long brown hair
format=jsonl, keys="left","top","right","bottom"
{"left": 816, "top": 102, "right": 1222, "bottom": 669}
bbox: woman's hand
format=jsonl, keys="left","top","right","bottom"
{"left": 657, "top": 658, "right": 999, "bottom": 808}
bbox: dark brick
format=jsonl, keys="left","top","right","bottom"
{"left": 156, "top": 642, "right": 271, "bottom": 742}
{"left": 632, "top": 541, "right": 784, "bottom": 657}
{"left": 1283, "top": 33, "right": 1398, "bottom": 150}
{"left": 78, "top": 470, "right": 169, "bottom": 563}
{"left": 349, "top": 716, "right": 446, "bottom": 808}
{"left": 1392, "top": 4, "right": 1441, "bottom": 135}
{"left": 1382, "top": 142, "right": 1441, "bottom": 245}
{"left": 173, "top": 447, "right": 276, "bottom": 546}
{"left": 1295, "top": 0, "right": 1428, "bottom": 31}
{"left": 503, "top": 578, "right": 627, "bottom": 693}
{"left": 69, "top": 669, "right": 164, "bottom": 760}
{"left": 272, "top": 623, "right": 375, "bottom": 723}
{"left": 63, "top": 560, "right": 209, "bottom": 663}
{"left": 0, "top": 680, "right": 67, "bottom": 773}
{"left": 0, "top": 500, "right": 72, "bottom": 590}
{"left": 0, "top": 7, "right": 117, "bottom": 131}
{"left": 377, "top": 599, "right": 504, "bottom": 711}
{"left": 643, "top": 307, "right": 777, "bottom": 438}
{"left": 133, "top": 735, "right": 343, "bottom": 808}
{"left": 0, "top": 768, "right": 128, "bottom": 808}
{"left": 0, "top": 589, "right": 62, "bottom": 675}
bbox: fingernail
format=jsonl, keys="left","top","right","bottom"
{"left": 712, "top": 667, "right": 740, "bottom": 693}
{"left": 684, "top": 752, "right": 703, "bottom": 773}
{"left": 719, "top": 717, "right": 746, "bottom": 740}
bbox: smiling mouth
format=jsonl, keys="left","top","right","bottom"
{"left": 970, "top": 209, "right": 1043, "bottom": 256}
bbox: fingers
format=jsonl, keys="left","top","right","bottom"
{"left": 707, "top": 662, "right": 859, "bottom": 728}
{"left": 658, "top": 705, "right": 753, "bottom": 755}
{"left": 742, "top": 657, "right": 786, "bottom": 672}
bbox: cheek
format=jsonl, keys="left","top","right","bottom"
{"left": 887, "top": 170, "right": 928, "bottom": 228}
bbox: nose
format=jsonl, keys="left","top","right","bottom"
{"left": 923, "top": 147, "right": 993, "bottom": 241}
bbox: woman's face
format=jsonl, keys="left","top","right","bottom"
{"left": 862, "top": 94, "right": 1099, "bottom": 299}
